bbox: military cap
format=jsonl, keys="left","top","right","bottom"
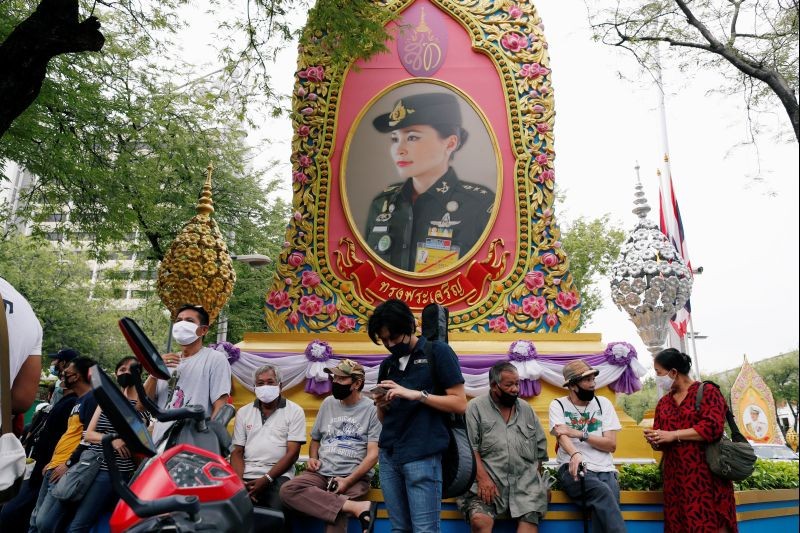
{"left": 373, "top": 92, "right": 462, "bottom": 133}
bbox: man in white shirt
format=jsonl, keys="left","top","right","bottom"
{"left": 1, "top": 276, "right": 43, "bottom": 417}
{"left": 143, "top": 304, "right": 231, "bottom": 445}
{"left": 548, "top": 360, "right": 626, "bottom": 533}
{"left": 230, "top": 364, "right": 306, "bottom": 522}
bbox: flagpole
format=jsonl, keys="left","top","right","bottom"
{"left": 688, "top": 314, "right": 701, "bottom": 379}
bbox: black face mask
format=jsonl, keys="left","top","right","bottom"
{"left": 575, "top": 386, "right": 595, "bottom": 402}
{"left": 117, "top": 373, "right": 137, "bottom": 388}
{"left": 331, "top": 382, "right": 353, "bottom": 400}
{"left": 496, "top": 389, "right": 518, "bottom": 408}
{"left": 388, "top": 337, "right": 411, "bottom": 358}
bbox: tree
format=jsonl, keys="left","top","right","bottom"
{"left": 0, "top": 0, "right": 391, "bottom": 141}
{"left": 561, "top": 215, "right": 626, "bottom": 327}
{"left": 586, "top": 0, "right": 799, "bottom": 141}
{"left": 618, "top": 376, "right": 659, "bottom": 423}
{"left": 1, "top": 3, "right": 289, "bottom": 263}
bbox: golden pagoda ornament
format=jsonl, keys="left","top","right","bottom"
{"left": 786, "top": 428, "right": 798, "bottom": 452}
{"left": 156, "top": 163, "right": 236, "bottom": 324}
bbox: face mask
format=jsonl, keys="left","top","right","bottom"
{"left": 172, "top": 320, "right": 201, "bottom": 346}
{"left": 117, "top": 373, "right": 137, "bottom": 388}
{"left": 388, "top": 337, "right": 411, "bottom": 358}
{"left": 656, "top": 373, "right": 675, "bottom": 391}
{"left": 575, "top": 386, "right": 595, "bottom": 402}
{"left": 495, "top": 389, "right": 518, "bottom": 408}
{"left": 331, "top": 382, "right": 353, "bottom": 400}
{"left": 49, "top": 365, "right": 57, "bottom": 376}
{"left": 255, "top": 385, "right": 280, "bottom": 404}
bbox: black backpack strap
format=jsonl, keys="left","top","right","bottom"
{"left": 422, "top": 340, "right": 439, "bottom": 393}
{"left": 595, "top": 396, "right": 603, "bottom": 415}
{"left": 695, "top": 380, "right": 747, "bottom": 443}
{"left": 555, "top": 398, "right": 564, "bottom": 414}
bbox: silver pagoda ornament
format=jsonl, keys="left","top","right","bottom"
{"left": 610, "top": 169, "right": 692, "bottom": 354}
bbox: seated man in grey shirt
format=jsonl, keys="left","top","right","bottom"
{"left": 458, "top": 362, "right": 549, "bottom": 532}
{"left": 280, "top": 359, "right": 380, "bottom": 533}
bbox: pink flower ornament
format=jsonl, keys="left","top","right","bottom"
{"left": 507, "top": 5, "right": 523, "bottom": 19}
{"left": 488, "top": 316, "right": 509, "bottom": 333}
{"left": 298, "top": 294, "right": 325, "bottom": 317}
{"left": 299, "top": 66, "right": 325, "bottom": 83}
{"left": 288, "top": 252, "right": 305, "bottom": 267}
{"left": 524, "top": 271, "right": 545, "bottom": 291}
{"left": 541, "top": 253, "right": 559, "bottom": 268}
{"left": 297, "top": 125, "right": 311, "bottom": 137}
{"left": 301, "top": 270, "right": 321, "bottom": 288}
{"left": 267, "top": 290, "right": 291, "bottom": 310}
{"left": 522, "top": 296, "right": 547, "bottom": 319}
{"left": 298, "top": 155, "right": 312, "bottom": 168}
{"left": 501, "top": 32, "right": 528, "bottom": 53}
{"left": 336, "top": 316, "right": 356, "bottom": 332}
{"left": 556, "top": 291, "right": 580, "bottom": 310}
{"left": 546, "top": 313, "right": 559, "bottom": 328}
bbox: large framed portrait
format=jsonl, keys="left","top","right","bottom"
{"left": 341, "top": 80, "right": 501, "bottom": 277}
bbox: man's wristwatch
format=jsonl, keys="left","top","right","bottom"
{"left": 580, "top": 429, "right": 589, "bottom": 442}
{"left": 419, "top": 390, "right": 430, "bottom": 403}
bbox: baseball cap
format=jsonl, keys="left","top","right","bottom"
{"left": 49, "top": 348, "right": 80, "bottom": 362}
{"left": 324, "top": 358, "right": 366, "bottom": 378}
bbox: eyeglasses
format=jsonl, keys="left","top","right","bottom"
{"left": 62, "top": 372, "right": 78, "bottom": 380}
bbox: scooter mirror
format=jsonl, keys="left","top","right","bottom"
{"left": 90, "top": 364, "right": 157, "bottom": 457}
{"left": 118, "top": 317, "right": 171, "bottom": 380}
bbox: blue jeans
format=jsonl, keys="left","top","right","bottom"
{"left": 66, "top": 470, "right": 119, "bottom": 532}
{"left": 379, "top": 449, "right": 442, "bottom": 533}
{"left": 29, "top": 468, "right": 70, "bottom": 533}
{"left": 558, "top": 464, "right": 626, "bottom": 533}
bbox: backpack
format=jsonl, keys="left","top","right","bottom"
{"left": 420, "top": 303, "right": 475, "bottom": 499}
{"left": 695, "top": 381, "right": 756, "bottom": 481}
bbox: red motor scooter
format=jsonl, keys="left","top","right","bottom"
{"left": 88, "top": 318, "right": 282, "bottom": 532}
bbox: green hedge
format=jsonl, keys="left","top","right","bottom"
{"left": 615, "top": 460, "right": 799, "bottom": 491}
{"left": 295, "top": 460, "right": 798, "bottom": 492}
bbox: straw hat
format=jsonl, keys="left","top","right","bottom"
{"left": 562, "top": 360, "right": 599, "bottom": 387}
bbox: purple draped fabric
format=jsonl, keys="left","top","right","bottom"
{"left": 305, "top": 378, "right": 331, "bottom": 395}
{"left": 244, "top": 349, "right": 640, "bottom": 395}
{"left": 519, "top": 379, "right": 541, "bottom": 397}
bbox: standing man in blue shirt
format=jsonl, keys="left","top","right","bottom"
{"left": 368, "top": 299, "right": 466, "bottom": 533}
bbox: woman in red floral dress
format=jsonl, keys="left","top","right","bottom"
{"left": 643, "top": 348, "right": 737, "bottom": 533}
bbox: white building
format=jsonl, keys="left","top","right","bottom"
{"left": 2, "top": 162, "right": 155, "bottom": 309}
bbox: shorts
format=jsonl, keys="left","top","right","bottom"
{"left": 458, "top": 493, "right": 541, "bottom": 525}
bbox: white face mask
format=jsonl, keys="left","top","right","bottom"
{"left": 655, "top": 373, "right": 675, "bottom": 391}
{"left": 172, "top": 320, "right": 201, "bottom": 346}
{"left": 255, "top": 385, "right": 280, "bottom": 404}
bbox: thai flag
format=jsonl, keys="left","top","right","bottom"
{"left": 658, "top": 166, "right": 691, "bottom": 338}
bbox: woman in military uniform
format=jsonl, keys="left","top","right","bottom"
{"left": 364, "top": 92, "right": 495, "bottom": 273}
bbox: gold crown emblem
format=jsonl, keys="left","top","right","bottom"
{"left": 388, "top": 100, "right": 415, "bottom": 126}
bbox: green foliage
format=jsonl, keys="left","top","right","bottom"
{"left": 560, "top": 215, "right": 625, "bottom": 327}
{"left": 618, "top": 463, "right": 663, "bottom": 491}
{"left": 617, "top": 377, "right": 659, "bottom": 423}
{"left": 1, "top": 3, "right": 287, "bottom": 263}
{"left": 735, "top": 459, "right": 800, "bottom": 491}
{"left": 0, "top": 235, "right": 171, "bottom": 370}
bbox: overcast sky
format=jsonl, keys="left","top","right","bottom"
{"left": 177, "top": 2, "right": 799, "bottom": 374}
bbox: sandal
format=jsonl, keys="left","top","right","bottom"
{"left": 357, "top": 501, "right": 378, "bottom": 533}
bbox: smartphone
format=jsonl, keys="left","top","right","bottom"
{"left": 369, "top": 386, "right": 388, "bottom": 397}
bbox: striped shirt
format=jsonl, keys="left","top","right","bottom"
{"left": 88, "top": 401, "right": 149, "bottom": 472}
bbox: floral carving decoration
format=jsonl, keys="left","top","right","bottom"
{"left": 264, "top": 0, "right": 581, "bottom": 333}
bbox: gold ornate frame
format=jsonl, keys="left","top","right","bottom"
{"left": 265, "top": 0, "right": 581, "bottom": 334}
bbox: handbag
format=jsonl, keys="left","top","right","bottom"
{"left": 0, "top": 288, "right": 26, "bottom": 503}
{"left": 50, "top": 448, "right": 103, "bottom": 501}
{"left": 695, "top": 381, "right": 756, "bottom": 481}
